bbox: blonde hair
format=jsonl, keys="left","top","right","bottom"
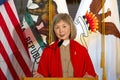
{"left": 50, "top": 13, "right": 76, "bottom": 42}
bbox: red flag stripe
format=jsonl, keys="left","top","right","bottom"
{"left": 0, "top": 13, "right": 31, "bottom": 77}
{"left": 0, "top": 27, "right": 26, "bottom": 79}
{"left": 4, "top": 1, "right": 30, "bottom": 58}
{"left": 0, "top": 68, "right": 7, "bottom": 80}
{"left": 0, "top": 42, "right": 19, "bottom": 80}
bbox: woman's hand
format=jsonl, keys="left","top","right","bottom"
{"left": 83, "top": 73, "right": 94, "bottom": 78}
{"left": 33, "top": 70, "right": 44, "bottom": 78}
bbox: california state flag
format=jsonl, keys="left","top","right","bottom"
{"left": 22, "top": 0, "right": 69, "bottom": 69}
{"left": 74, "top": 0, "right": 120, "bottom": 80}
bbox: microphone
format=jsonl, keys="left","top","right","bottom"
{"left": 31, "top": 58, "right": 36, "bottom": 77}
{"left": 57, "top": 40, "right": 64, "bottom": 47}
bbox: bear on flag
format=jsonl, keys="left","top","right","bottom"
{"left": 22, "top": 0, "right": 69, "bottom": 69}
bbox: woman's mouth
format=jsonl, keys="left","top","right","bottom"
{"left": 59, "top": 34, "right": 65, "bottom": 37}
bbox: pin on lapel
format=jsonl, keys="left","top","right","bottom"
{"left": 74, "top": 51, "right": 76, "bottom": 55}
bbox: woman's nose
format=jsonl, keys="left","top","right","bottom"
{"left": 59, "top": 27, "right": 63, "bottom": 33}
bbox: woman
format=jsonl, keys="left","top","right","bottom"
{"left": 33, "top": 13, "right": 97, "bottom": 78}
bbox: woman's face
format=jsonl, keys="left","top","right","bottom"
{"left": 54, "top": 20, "right": 70, "bottom": 40}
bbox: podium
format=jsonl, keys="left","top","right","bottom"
{"left": 21, "top": 77, "right": 98, "bottom": 80}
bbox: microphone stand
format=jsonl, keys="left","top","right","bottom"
{"left": 31, "top": 58, "right": 36, "bottom": 77}
{"left": 58, "top": 40, "right": 64, "bottom": 47}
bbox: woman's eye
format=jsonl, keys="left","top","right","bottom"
{"left": 63, "top": 26, "right": 66, "bottom": 28}
{"left": 55, "top": 26, "right": 59, "bottom": 29}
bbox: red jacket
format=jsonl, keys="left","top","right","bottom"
{"left": 37, "top": 40, "right": 96, "bottom": 77}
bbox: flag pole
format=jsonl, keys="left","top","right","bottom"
{"left": 49, "top": 0, "right": 53, "bottom": 44}
{"left": 101, "top": 0, "right": 106, "bottom": 80}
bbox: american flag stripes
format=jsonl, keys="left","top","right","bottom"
{"left": 0, "top": 0, "right": 32, "bottom": 80}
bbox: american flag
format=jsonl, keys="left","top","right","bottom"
{"left": 0, "top": 0, "right": 32, "bottom": 80}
